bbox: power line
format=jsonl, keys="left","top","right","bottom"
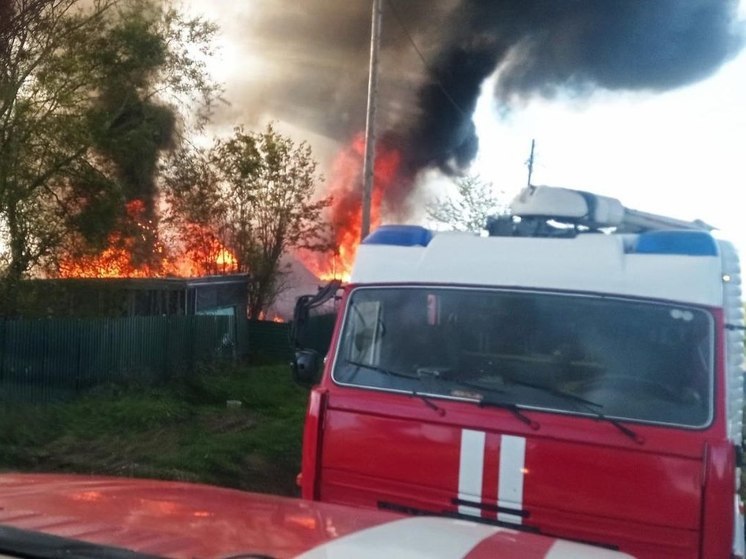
{"left": 384, "top": 0, "right": 469, "bottom": 120}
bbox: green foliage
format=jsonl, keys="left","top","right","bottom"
{"left": 0, "top": 0, "right": 218, "bottom": 302}
{"left": 0, "top": 362, "right": 308, "bottom": 495}
{"left": 162, "top": 123, "right": 331, "bottom": 317}
{"left": 427, "top": 174, "right": 507, "bottom": 233}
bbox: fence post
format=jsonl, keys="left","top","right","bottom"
{"left": 188, "top": 315, "right": 194, "bottom": 375}
{"left": 76, "top": 319, "right": 83, "bottom": 393}
{"left": 163, "top": 315, "right": 169, "bottom": 381}
{"left": 0, "top": 318, "right": 5, "bottom": 381}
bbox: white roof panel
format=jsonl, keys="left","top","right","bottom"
{"left": 350, "top": 231, "right": 724, "bottom": 307}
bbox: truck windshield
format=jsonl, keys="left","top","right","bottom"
{"left": 332, "top": 287, "right": 714, "bottom": 428}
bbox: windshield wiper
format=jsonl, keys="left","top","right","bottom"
{"left": 449, "top": 378, "right": 507, "bottom": 396}
{"left": 436, "top": 378, "right": 539, "bottom": 430}
{"left": 409, "top": 391, "right": 446, "bottom": 416}
{"left": 506, "top": 378, "right": 602, "bottom": 408}
{"left": 344, "top": 360, "right": 446, "bottom": 416}
{"left": 591, "top": 410, "right": 644, "bottom": 444}
{"left": 344, "top": 359, "right": 420, "bottom": 380}
{"left": 477, "top": 394, "right": 540, "bottom": 431}
{"left": 505, "top": 378, "right": 643, "bottom": 444}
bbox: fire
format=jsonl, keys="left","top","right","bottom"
{"left": 59, "top": 243, "right": 157, "bottom": 278}
{"left": 169, "top": 222, "right": 239, "bottom": 277}
{"left": 258, "top": 311, "right": 285, "bottom": 323}
{"left": 301, "top": 133, "right": 401, "bottom": 281}
{"left": 58, "top": 200, "right": 238, "bottom": 279}
{"left": 59, "top": 132, "right": 405, "bottom": 283}
{"left": 215, "top": 248, "right": 235, "bottom": 268}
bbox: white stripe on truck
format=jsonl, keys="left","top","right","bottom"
{"left": 295, "top": 517, "right": 501, "bottom": 559}
{"left": 296, "top": 516, "right": 636, "bottom": 559}
{"left": 497, "top": 435, "right": 526, "bottom": 524}
{"left": 546, "top": 539, "right": 636, "bottom": 558}
{"left": 457, "top": 429, "right": 527, "bottom": 524}
{"left": 458, "top": 429, "right": 486, "bottom": 517}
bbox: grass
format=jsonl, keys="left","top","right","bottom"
{"left": 0, "top": 362, "right": 309, "bottom": 496}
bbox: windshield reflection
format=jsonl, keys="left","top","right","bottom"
{"left": 332, "top": 287, "right": 713, "bottom": 428}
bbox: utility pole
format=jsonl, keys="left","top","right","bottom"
{"left": 361, "top": 0, "right": 382, "bottom": 241}
{"left": 526, "top": 138, "right": 536, "bottom": 190}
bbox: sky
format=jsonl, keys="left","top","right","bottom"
{"left": 190, "top": 1, "right": 746, "bottom": 259}
{"left": 471, "top": 42, "right": 746, "bottom": 257}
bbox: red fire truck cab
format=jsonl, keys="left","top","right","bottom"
{"left": 293, "top": 186, "right": 745, "bottom": 559}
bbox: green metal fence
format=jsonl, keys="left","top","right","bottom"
{"left": 0, "top": 313, "right": 337, "bottom": 403}
{"left": 246, "top": 320, "right": 293, "bottom": 362}
{"left": 245, "top": 313, "right": 337, "bottom": 362}
{"left": 0, "top": 315, "right": 237, "bottom": 403}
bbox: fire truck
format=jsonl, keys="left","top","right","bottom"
{"left": 292, "top": 185, "right": 745, "bottom": 559}
{"left": 0, "top": 472, "right": 634, "bottom": 558}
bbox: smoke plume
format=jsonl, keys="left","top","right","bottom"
{"left": 201, "top": 0, "right": 743, "bottom": 211}
{"left": 396, "top": 0, "right": 743, "bottom": 177}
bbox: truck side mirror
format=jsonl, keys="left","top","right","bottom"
{"left": 292, "top": 349, "right": 322, "bottom": 387}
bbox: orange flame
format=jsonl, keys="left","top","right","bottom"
{"left": 169, "top": 222, "right": 239, "bottom": 277}
{"left": 258, "top": 311, "right": 285, "bottom": 323}
{"left": 58, "top": 200, "right": 238, "bottom": 279}
{"left": 301, "top": 133, "right": 401, "bottom": 281}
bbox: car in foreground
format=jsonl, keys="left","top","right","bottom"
{"left": 0, "top": 473, "right": 633, "bottom": 558}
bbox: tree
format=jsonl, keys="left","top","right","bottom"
{"left": 162, "top": 124, "right": 331, "bottom": 318}
{"left": 160, "top": 143, "right": 230, "bottom": 277}
{"left": 0, "top": 0, "right": 217, "bottom": 310}
{"left": 426, "top": 174, "right": 506, "bottom": 233}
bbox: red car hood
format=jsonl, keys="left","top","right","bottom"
{"left": 0, "top": 473, "right": 632, "bottom": 558}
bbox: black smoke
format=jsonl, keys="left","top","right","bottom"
{"left": 396, "top": 0, "right": 743, "bottom": 176}
{"left": 205, "top": 0, "right": 743, "bottom": 186}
